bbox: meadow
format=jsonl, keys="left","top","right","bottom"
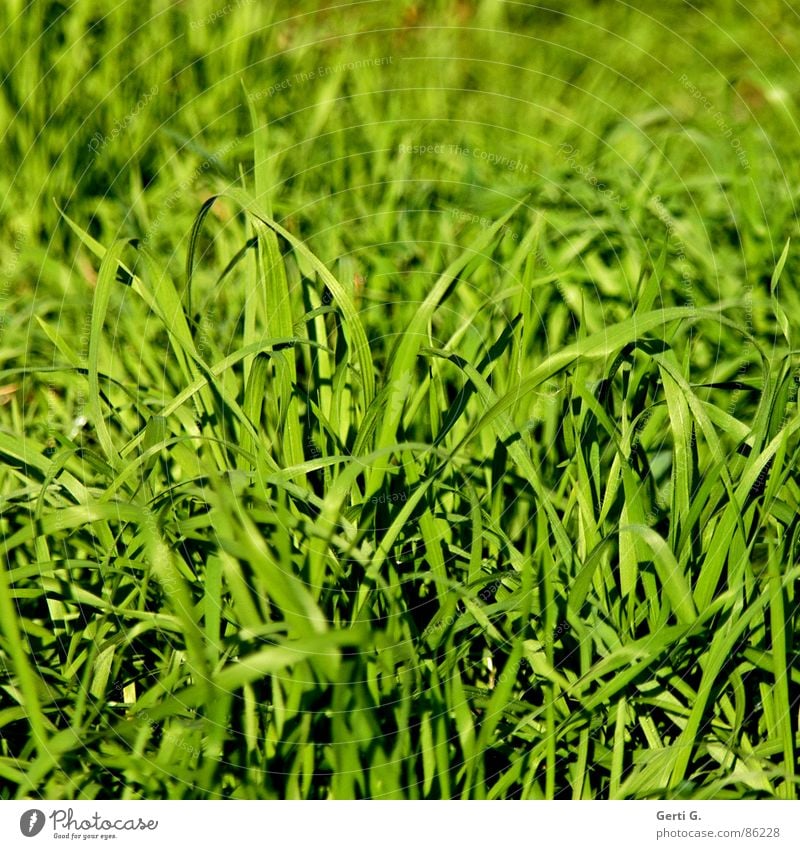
{"left": 1, "top": 0, "right": 799, "bottom": 799}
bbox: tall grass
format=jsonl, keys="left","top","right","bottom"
{"left": 1, "top": 0, "right": 799, "bottom": 800}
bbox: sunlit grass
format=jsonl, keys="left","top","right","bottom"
{"left": 1, "top": 0, "right": 799, "bottom": 800}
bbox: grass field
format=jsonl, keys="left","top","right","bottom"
{"left": 1, "top": 0, "right": 799, "bottom": 800}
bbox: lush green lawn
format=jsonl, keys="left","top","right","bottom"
{"left": 1, "top": 0, "right": 799, "bottom": 799}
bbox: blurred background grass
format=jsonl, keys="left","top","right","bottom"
{"left": 5, "top": 0, "right": 800, "bottom": 453}
{"left": 3, "top": 0, "right": 799, "bottom": 281}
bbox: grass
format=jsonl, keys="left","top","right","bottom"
{"left": 1, "top": 0, "right": 799, "bottom": 799}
